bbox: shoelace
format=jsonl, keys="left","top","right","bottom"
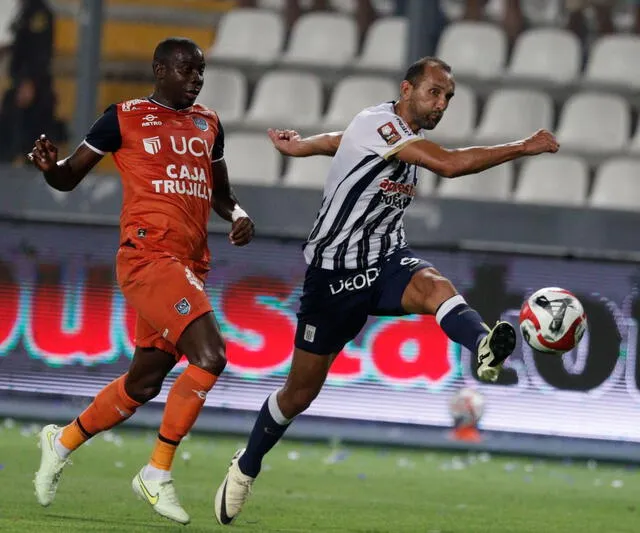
{"left": 159, "top": 481, "right": 181, "bottom": 505}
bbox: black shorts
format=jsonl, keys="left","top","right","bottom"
{"left": 294, "top": 247, "right": 433, "bottom": 355}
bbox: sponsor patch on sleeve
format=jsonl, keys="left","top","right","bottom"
{"left": 377, "top": 121, "right": 402, "bottom": 146}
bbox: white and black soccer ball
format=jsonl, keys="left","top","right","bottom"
{"left": 449, "top": 388, "right": 485, "bottom": 427}
{"left": 519, "top": 287, "right": 587, "bottom": 355}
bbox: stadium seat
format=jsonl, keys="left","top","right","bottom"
{"left": 584, "top": 35, "right": 640, "bottom": 89}
{"left": 282, "top": 155, "right": 334, "bottom": 189}
{"left": 437, "top": 162, "right": 513, "bottom": 201}
{"left": 436, "top": 21, "right": 507, "bottom": 79}
{"left": 506, "top": 28, "right": 581, "bottom": 85}
{"left": 0, "top": 0, "right": 18, "bottom": 48}
{"left": 513, "top": 155, "right": 589, "bottom": 207}
{"left": 589, "top": 158, "right": 640, "bottom": 210}
{"left": 322, "top": 76, "right": 397, "bottom": 130}
{"left": 354, "top": 17, "right": 407, "bottom": 72}
{"left": 416, "top": 167, "right": 437, "bottom": 196}
{"left": 245, "top": 71, "right": 322, "bottom": 129}
{"left": 281, "top": 12, "right": 358, "bottom": 67}
{"left": 224, "top": 133, "right": 281, "bottom": 185}
{"left": 474, "top": 89, "right": 553, "bottom": 144}
{"left": 198, "top": 68, "right": 247, "bottom": 126}
{"left": 207, "top": 8, "right": 285, "bottom": 64}
{"left": 427, "top": 83, "right": 476, "bottom": 145}
{"left": 556, "top": 93, "right": 630, "bottom": 153}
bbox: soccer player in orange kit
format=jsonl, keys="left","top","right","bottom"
{"left": 29, "top": 37, "right": 254, "bottom": 525}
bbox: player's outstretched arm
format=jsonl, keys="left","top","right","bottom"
{"left": 267, "top": 128, "right": 343, "bottom": 157}
{"left": 395, "top": 129, "right": 559, "bottom": 178}
{"left": 28, "top": 134, "right": 103, "bottom": 191}
{"left": 211, "top": 158, "right": 255, "bottom": 246}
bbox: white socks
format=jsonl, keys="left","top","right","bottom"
{"left": 142, "top": 464, "right": 172, "bottom": 482}
{"left": 54, "top": 433, "right": 72, "bottom": 459}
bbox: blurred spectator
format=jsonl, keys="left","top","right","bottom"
{"left": 0, "top": 0, "right": 63, "bottom": 164}
{"left": 463, "top": 0, "right": 640, "bottom": 43}
{"left": 463, "top": 0, "right": 524, "bottom": 44}
{"left": 238, "top": 0, "right": 377, "bottom": 43}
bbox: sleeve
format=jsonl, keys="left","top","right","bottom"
{"left": 211, "top": 119, "right": 225, "bottom": 162}
{"left": 357, "top": 111, "right": 421, "bottom": 160}
{"left": 83, "top": 105, "right": 122, "bottom": 154}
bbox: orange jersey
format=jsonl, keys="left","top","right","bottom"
{"left": 84, "top": 98, "right": 224, "bottom": 267}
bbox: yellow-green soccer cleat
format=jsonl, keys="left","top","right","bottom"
{"left": 132, "top": 468, "right": 190, "bottom": 525}
{"left": 214, "top": 448, "right": 256, "bottom": 526}
{"left": 477, "top": 321, "right": 517, "bottom": 382}
{"left": 34, "top": 424, "right": 70, "bottom": 506}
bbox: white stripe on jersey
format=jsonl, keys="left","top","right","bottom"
{"left": 303, "top": 102, "right": 421, "bottom": 270}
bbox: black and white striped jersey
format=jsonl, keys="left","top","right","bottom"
{"left": 303, "top": 102, "right": 422, "bottom": 270}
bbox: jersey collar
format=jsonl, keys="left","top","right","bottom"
{"left": 147, "top": 97, "right": 192, "bottom": 113}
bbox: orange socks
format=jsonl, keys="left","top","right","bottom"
{"left": 149, "top": 365, "right": 218, "bottom": 471}
{"left": 59, "top": 374, "right": 141, "bottom": 451}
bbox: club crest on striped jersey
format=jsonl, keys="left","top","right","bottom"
{"left": 377, "top": 121, "right": 401, "bottom": 145}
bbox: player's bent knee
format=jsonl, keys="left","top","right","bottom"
{"left": 280, "top": 386, "right": 320, "bottom": 418}
{"left": 410, "top": 269, "right": 457, "bottom": 314}
{"left": 191, "top": 342, "right": 227, "bottom": 376}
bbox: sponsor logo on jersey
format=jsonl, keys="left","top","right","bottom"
{"left": 329, "top": 267, "right": 380, "bottom": 296}
{"left": 142, "top": 114, "right": 163, "bottom": 127}
{"left": 174, "top": 297, "right": 191, "bottom": 315}
{"left": 170, "top": 136, "right": 211, "bottom": 157}
{"left": 377, "top": 121, "right": 401, "bottom": 146}
{"left": 395, "top": 118, "right": 412, "bottom": 136}
{"left": 192, "top": 116, "right": 209, "bottom": 131}
{"left": 142, "top": 136, "right": 161, "bottom": 155}
{"left": 379, "top": 178, "right": 416, "bottom": 197}
{"left": 121, "top": 98, "right": 149, "bottom": 112}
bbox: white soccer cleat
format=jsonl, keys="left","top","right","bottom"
{"left": 34, "top": 424, "right": 70, "bottom": 506}
{"left": 477, "top": 321, "right": 517, "bottom": 382}
{"left": 132, "top": 468, "right": 190, "bottom": 525}
{"left": 214, "top": 448, "right": 256, "bottom": 525}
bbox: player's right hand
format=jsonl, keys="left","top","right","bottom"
{"left": 267, "top": 128, "right": 305, "bottom": 156}
{"left": 523, "top": 129, "right": 559, "bottom": 156}
{"left": 27, "top": 134, "right": 59, "bottom": 172}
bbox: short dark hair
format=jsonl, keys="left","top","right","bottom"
{"left": 153, "top": 37, "right": 201, "bottom": 65}
{"left": 403, "top": 57, "right": 452, "bottom": 85}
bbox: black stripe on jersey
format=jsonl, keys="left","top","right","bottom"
{"left": 333, "top": 162, "right": 407, "bottom": 269}
{"left": 378, "top": 211, "right": 404, "bottom": 262}
{"left": 356, "top": 205, "right": 395, "bottom": 269}
{"left": 304, "top": 154, "right": 377, "bottom": 251}
{"left": 311, "top": 158, "right": 389, "bottom": 268}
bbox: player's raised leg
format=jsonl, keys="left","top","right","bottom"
{"left": 401, "top": 267, "right": 516, "bottom": 382}
{"left": 214, "top": 347, "right": 334, "bottom": 525}
{"left": 34, "top": 347, "right": 176, "bottom": 507}
{"left": 132, "top": 312, "right": 226, "bottom": 525}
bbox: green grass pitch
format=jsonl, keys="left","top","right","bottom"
{"left": 1, "top": 420, "right": 639, "bottom": 532}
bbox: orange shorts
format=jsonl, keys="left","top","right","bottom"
{"left": 116, "top": 245, "right": 212, "bottom": 357}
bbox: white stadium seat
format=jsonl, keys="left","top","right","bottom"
{"left": 281, "top": 12, "right": 358, "bottom": 67}
{"left": 513, "top": 155, "right": 589, "bottom": 207}
{"left": 437, "top": 162, "right": 514, "bottom": 201}
{"left": 474, "top": 89, "right": 553, "bottom": 144}
{"left": 322, "top": 76, "right": 397, "bottom": 130}
{"left": 436, "top": 21, "right": 507, "bottom": 79}
{"left": 590, "top": 158, "right": 640, "bottom": 210}
{"left": 354, "top": 17, "right": 407, "bottom": 71}
{"left": 207, "top": 9, "right": 285, "bottom": 64}
{"left": 427, "top": 84, "right": 476, "bottom": 144}
{"left": 0, "top": 1, "right": 18, "bottom": 48}
{"left": 416, "top": 167, "right": 438, "bottom": 196}
{"left": 245, "top": 71, "right": 322, "bottom": 129}
{"left": 282, "top": 156, "right": 334, "bottom": 189}
{"left": 584, "top": 35, "right": 640, "bottom": 89}
{"left": 506, "top": 28, "right": 581, "bottom": 85}
{"left": 224, "top": 133, "right": 281, "bottom": 186}
{"left": 556, "top": 93, "right": 630, "bottom": 153}
{"left": 198, "top": 68, "right": 247, "bottom": 126}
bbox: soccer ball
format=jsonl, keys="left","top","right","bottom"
{"left": 449, "top": 387, "right": 485, "bottom": 427}
{"left": 519, "top": 287, "right": 587, "bottom": 355}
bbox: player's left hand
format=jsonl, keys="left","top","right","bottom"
{"left": 229, "top": 217, "right": 254, "bottom": 246}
